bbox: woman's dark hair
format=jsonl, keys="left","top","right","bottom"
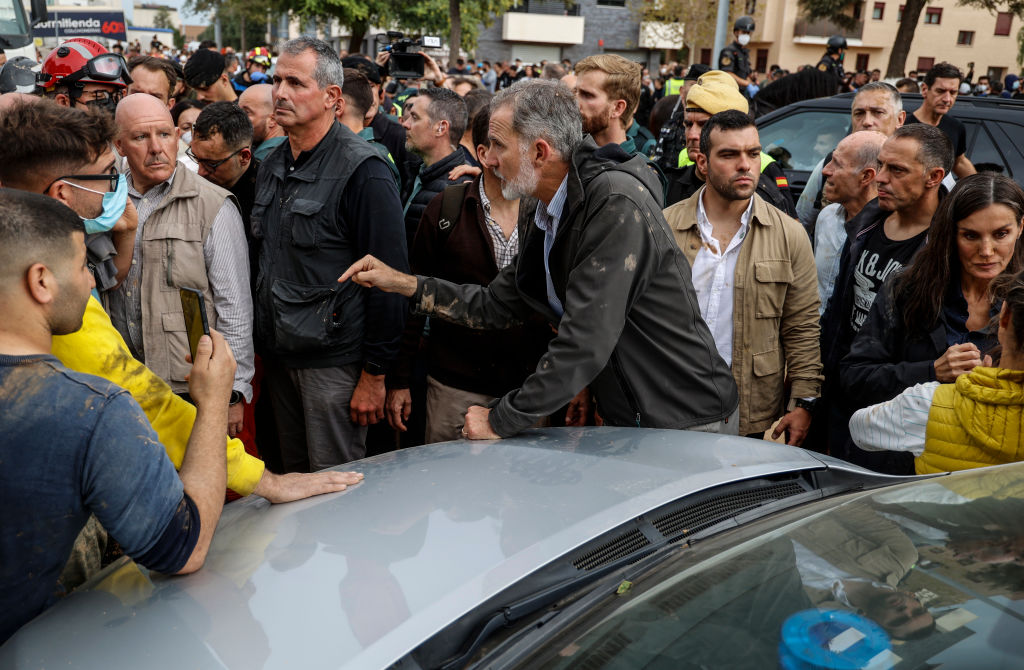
{"left": 896, "top": 173, "right": 1024, "bottom": 332}
{"left": 990, "top": 269, "right": 1024, "bottom": 357}
{"left": 170, "top": 98, "right": 207, "bottom": 126}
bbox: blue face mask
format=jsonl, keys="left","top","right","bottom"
{"left": 63, "top": 173, "right": 128, "bottom": 234}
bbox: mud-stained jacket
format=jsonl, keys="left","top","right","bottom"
{"left": 410, "top": 138, "right": 739, "bottom": 437}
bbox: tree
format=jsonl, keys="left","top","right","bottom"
{"left": 1018, "top": 25, "right": 1024, "bottom": 67}
{"left": 188, "top": 0, "right": 278, "bottom": 51}
{"left": 276, "top": 0, "right": 515, "bottom": 57}
{"left": 154, "top": 7, "right": 174, "bottom": 30}
{"left": 799, "top": 0, "right": 1024, "bottom": 78}
{"left": 639, "top": 0, "right": 729, "bottom": 64}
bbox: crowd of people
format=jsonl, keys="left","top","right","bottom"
{"left": 1, "top": 31, "right": 1023, "bottom": 645}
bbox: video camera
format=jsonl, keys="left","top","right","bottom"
{"left": 376, "top": 31, "right": 442, "bottom": 79}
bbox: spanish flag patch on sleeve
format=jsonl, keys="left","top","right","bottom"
{"left": 776, "top": 176, "right": 789, "bottom": 188}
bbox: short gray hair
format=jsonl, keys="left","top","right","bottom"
{"left": 281, "top": 36, "right": 344, "bottom": 89}
{"left": 491, "top": 79, "right": 582, "bottom": 159}
{"left": 853, "top": 81, "right": 901, "bottom": 116}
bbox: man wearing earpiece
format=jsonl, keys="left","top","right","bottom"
{"left": 399, "top": 87, "right": 473, "bottom": 250}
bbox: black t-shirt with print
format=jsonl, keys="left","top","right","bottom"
{"left": 848, "top": 225, "right": 928, "bottom": 333}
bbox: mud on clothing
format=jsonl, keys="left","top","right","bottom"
{"left": 0, "top": 355, "right": 198, "bottom": 643}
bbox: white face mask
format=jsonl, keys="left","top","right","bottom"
{"left": 181, "top": 131, "right": 192, "bottom": 145}
{"left": 737, "top": 34, "right": 751, "bottom": 46}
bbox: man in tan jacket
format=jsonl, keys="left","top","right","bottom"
{"left": 663, "top": 109, "right": 822, "bottom": 443}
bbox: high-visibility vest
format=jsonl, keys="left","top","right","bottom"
{"left": 665, "top": 77, "right": 686, "bottom": 96}
{"left": 678, "top": 148, "right": 776, "bottom": 172}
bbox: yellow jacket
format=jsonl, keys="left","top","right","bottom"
{"left": 918, "top": 367, "right": 1024, "bottom": 475}
{"left": 51, "top": 296, "right": 264, "bottom": 495}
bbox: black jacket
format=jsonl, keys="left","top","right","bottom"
{"left": 227, "top": 159, "right": 260, "bottom": 292}
{"left": 840, "top": 275, "right": 998, "bottom": 409}
{"left": 370, "top": 112, "right": 416, "bottom": 190}
{"left": 820, "top": 199, "right": 887, "bottom": 383}
{"left": 410, "top": 139, "right": 739, "bottom": 436}
{"left": 252, "top": 122, "right": 409, "bottom": 368}
{"left": 390, "top": 176, "right": 552, "bottom": 397}
{"left": 401, "top": 149, "right": 472, "bottom": 250}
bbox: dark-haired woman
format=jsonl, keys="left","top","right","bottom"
{"left": 840, "top": 173, "right": 1024, "bottom": 471}
{"left": 850, "top": 268, "right": 1024, "bottom": 473}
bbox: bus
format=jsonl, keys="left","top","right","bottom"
{"left": 0, "top": 0, "right": 46, "bottom": 60}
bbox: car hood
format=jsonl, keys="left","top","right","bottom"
{"left": 5, "top": 428, "right": 848, "bottom": 669}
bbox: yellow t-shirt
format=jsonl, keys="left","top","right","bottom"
{"left": 51, "top": 296, "right": 264, "bottom": 495}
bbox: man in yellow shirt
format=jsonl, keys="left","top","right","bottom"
{"left": 0, "top": 97, "right": 361, "bottom": 503}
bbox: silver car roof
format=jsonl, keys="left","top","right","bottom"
{"left": 4, "top": 427, "right": 880, "bottom": 669}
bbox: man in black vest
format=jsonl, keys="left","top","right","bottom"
{"left": 254, "top": 37, "right": 408, "bottom": 471}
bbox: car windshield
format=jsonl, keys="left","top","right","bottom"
{"left": 759, "top": 110, "right": 850, "bottom": 172}
{"left": 510, "top": 463, "right": 1024, "bottom": 669}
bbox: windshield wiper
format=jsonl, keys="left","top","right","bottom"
{"left": 438, "top": 546, "right": 664, "bottom": 670}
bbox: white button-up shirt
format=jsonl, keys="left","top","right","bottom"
{"left": 691, "top": 188, "right": 753, "bottom": 367}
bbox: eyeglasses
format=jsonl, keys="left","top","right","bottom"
{"left": 76, "top": 88, "right": 125, "bottom": 106}
{"left": 45, "top": 166, "right": 120, "bottom": 194}
{"left": 186, "top": 145, "right": 246, "bottom": 172}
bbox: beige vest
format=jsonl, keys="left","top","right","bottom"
{"left": 139, "top": 167, "right": 235, "bottom": 392}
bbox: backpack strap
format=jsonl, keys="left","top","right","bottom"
{"left": 437, "top": 181, "right": 472, "bottom": 245}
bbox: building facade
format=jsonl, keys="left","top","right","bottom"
{"left": 709, "top": 0, "right": 1018, "bottom": 81}
{"left": 473, "top": 0, "right": 1019, "bottom": 81}
{"left": 475, "top": 0, "right": 674, "bottom": 71}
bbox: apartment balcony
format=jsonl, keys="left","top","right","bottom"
{"left": 502, "top": 2, "right": 585, "bottom": 45}
{"left": 793, "top": 17, "right": 863, "bottom": 41}
{"left": 507, "top": 0, "right": 580, "bottom": 16}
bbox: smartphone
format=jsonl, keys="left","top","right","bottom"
{"left": 179, "top": 287, "right": 210, "bottom": 362}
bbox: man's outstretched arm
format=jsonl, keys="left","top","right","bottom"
{"left": 55, "top": 297, "right": 358, "bottom": 503}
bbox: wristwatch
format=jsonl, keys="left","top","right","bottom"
{"left": 363, "top": 361, "right": 387, "bottom": 376}
{"left": 229, "top": 390, "right": 244, "bottom": 406}
{"left": 794, "top": 397, "right": 818, "bottom": 412}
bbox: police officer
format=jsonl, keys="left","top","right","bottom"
{"left": 817, "top": 35, "right": 847, "bottom": 81}
{"left": 719, "top": 16, "right": 754, "bottom": 94}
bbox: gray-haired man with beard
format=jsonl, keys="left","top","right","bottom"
{"left": 254, "top": 37, "right": 408, "bottom": 471}
{"left": 340, "top": 79, "right": 738, "bottom": 440}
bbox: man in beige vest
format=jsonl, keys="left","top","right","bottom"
{"left": 107, "top": 93, "right": 254, "bottom": 438}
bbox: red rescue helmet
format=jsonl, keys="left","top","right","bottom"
{"left": 40, "top": 38, "right": 132, "bottom": 91}
{"left": 247, "top": 47, "right": 272, "bottom": 68}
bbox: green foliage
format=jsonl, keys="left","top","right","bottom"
{"left": 796, "top": 0, "right": 860, "bottom": 30}
{"left": 154, "top": 7, "right": 173, "bottom": 29}
{"left": 639, "top": 0, "right": 726, "bottom": 55}
{"left": 1018, "top": 25, "right": 1024, "bottom": 67}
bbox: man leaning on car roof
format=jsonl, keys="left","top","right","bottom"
{"left": 0, "top": 190, "right": 234, "bottom": 643}
{"left": 340, "top": 78, "right": 739, "bottom": 440}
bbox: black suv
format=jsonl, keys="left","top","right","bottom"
{"left": 755, "top": 92, "right": 1024, "bottom": 198}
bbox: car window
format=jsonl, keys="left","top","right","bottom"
{"left": 964, "top": 121, "right": 1009, "bottom": 177}
{"left": 511, "top": 464, "right": 1024, "bottom": 670}
{"left": 985, "top": 120, "right": 1024, "bottom": 182}
{"left": 758, "top": 111, "right": 849, "bottom": 172}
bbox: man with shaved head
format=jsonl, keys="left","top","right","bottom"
{"left": 107, "top": 93, "right": 254, "bottom": 437}
{"left": 814, "top": 131, "right": 887, "bottom": 313}
{"left": 238, "top": 83, "right": 286, "bottom": 161}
